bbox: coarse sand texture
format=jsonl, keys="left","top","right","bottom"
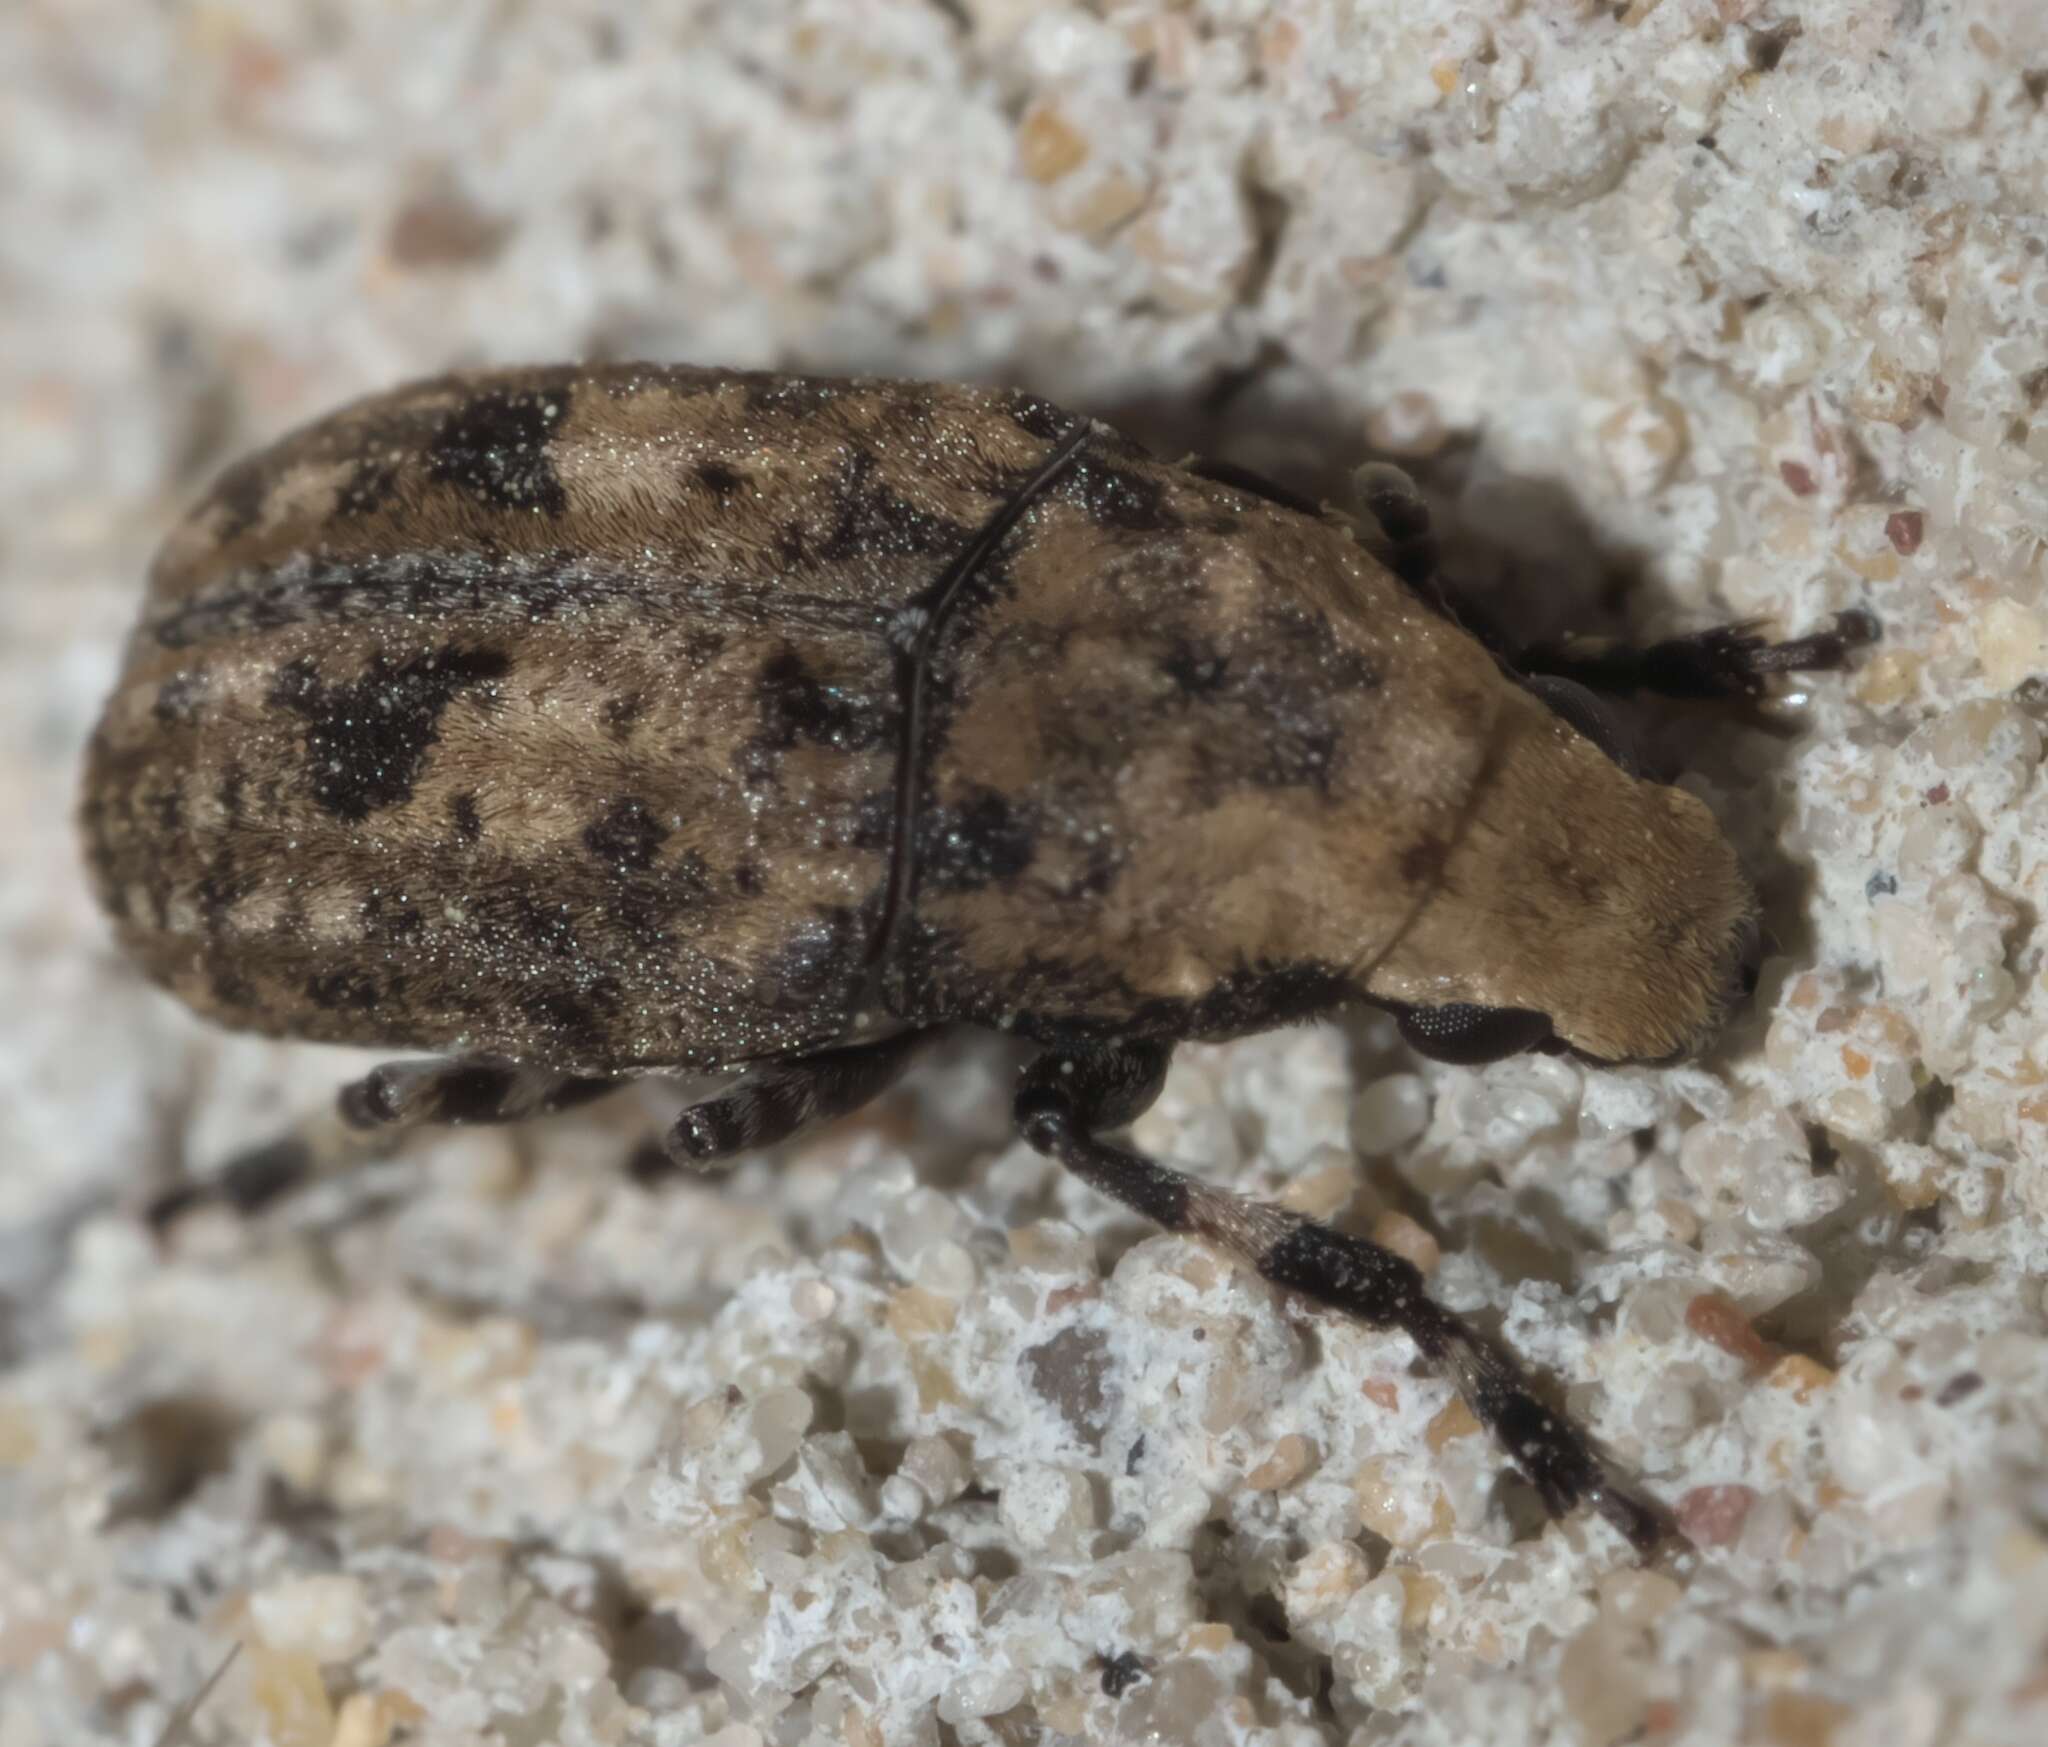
{"left": 6, "top": 2, "right": 2048, "bottom": 1744}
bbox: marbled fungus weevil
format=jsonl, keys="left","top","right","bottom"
{"left": 80, "top": 364, "right": 1872, "bottom": 1551}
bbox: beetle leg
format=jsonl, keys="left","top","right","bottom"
{"left": 1516, "top": 609, "right": 1879, "bottom": 700}
{"left": 335, "top": 1057, "right": 618, "bottom": 1132}
{"left": 1015, "top": 1043, "right": 1669, "bottom": 1554}
{"left": 650, "top": 1029, "right": 933, "bottom": 1178}
{"left": 147, "top": 1058, "right": 618, "bottom": 1228}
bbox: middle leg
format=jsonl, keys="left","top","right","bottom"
{"left": 646, "top": 1028, "right": 934, "bottom": 1178}
{"left": 1015, "top": 1042, "right": 1668, "bottom": 1553}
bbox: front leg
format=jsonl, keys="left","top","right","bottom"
{"left": 1016, "top": 1043, "right": 1668, "bottom": 1553}
{"left": 1325, "top": 452, "right": 1875, "bottom": 699}
{"left": 1516, "top": 610, "right": 1879, "bottom": 700}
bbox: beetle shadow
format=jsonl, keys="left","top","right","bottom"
{"left": 1083, "top": 365, "right": 1639, "bottom": 647}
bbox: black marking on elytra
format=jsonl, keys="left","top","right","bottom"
{"left": 510, "top": 895, "right": 583, "bottom": 959}
{"left": 920, "top": 788, "right": 1037, "bottom": 892}
{"left": 1159, "top": 639, "right": 1230, "bottom": 695}
{"left": 518, "top": 987, "right": 616, "bottom": 1064}
{"left": 1064, "top": 832, "right": 1125, "bottom": 902}
{"left": 149, "top": 784, "right": 185, "bottom": 835}
{"left": 144, "top": 553, "right": 884, "bottom": 651}
{"left": 679, "top": 628, "right": 728, "bottom": 666}
{"left": 269, "top": 645, "right": 511, "bottom": 823}
{"left": 814, "top": 447, "right": 969, "bottom": 565}
{"left": 773, "top": 519, "right": 811, "bottom": 572}
{"left": 194, "top": 863, "right": 251, "bottom": 933}
{"left": 1256, "top": 602, "right": 1384, "bottom": 689}
{"left": 425, "top": 387, "right": 570, "bottom": 513}
{"left": 360, "top": 888, "right": 425, "bottom": 943}
{"left": 694, "top": 460, "right": 746, "bottom": 501}
{"left": 583, "top": 796, "right": 667, "bottom": 871}
{"left": 1246, "top": 694, "right": 1341, "bottom": 792}
{"left": 218, "top": 760, "right": 247, "bottom": 825}
{"left": 743, "top": 647, "right": 888, "bottom": 786}
{"left": 762, "top": 909, "right": 865, "bottom": 1006}
{"left": 1063, "top": 457, "right": 1183, "bottom": 534}
{"left": 450, "top": 791, "right": 483, "bottom": 842}
{"left": 733, "top": 861, "right": 764, "bottom": 897}
{"left": 304, "top": 968, "right": 379, "bottom": 1012}
{"left": 674, "top": 850, "right": 715, "bottom": 904}
{"left": 602, "top": 880, "right": 666, "bottom": 953}
{"left": 602, "top": 691, "right": 648, "bottom": 742}
{"left": 193, "top": 875, "right": 235, "bottom": 933}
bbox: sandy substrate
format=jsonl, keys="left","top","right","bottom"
{"left": 6, "top": 2, "right": 2048, "bottom": 1743}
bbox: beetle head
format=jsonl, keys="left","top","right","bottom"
{"left": 1359, "top": 684, "right": 1758, "bottom": 1064}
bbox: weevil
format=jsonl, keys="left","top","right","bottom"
{"left": 80, "top": 364, "right": 1871, "bottom": 1552}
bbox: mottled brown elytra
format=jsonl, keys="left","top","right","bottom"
{"left": 80, "top": 364, "right": 1872, "bottom": 1551}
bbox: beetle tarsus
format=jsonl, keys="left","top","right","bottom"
{"left": 1016, "top": 1041, "right": 1667, "bottom": 1554}
{"left": 1518, "top": 610, "right": 1878, "bottom": 701}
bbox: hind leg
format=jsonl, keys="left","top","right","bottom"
{"left": 148, "top": 1057, "right": 619, "bottom": 1227}
{"left": 1015, "top": 1042, "right": 1669, "bottom": 1553}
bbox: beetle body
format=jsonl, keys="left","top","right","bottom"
{"left": 84, "top": 365, "right": 1869, "bottom": 1553}
{"left": 82, "top": 363, "right": 1752, "bottom": 1075}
